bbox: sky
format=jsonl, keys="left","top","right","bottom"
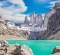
{"left": 0, "top": 0, "right": 59, "bottom": 23}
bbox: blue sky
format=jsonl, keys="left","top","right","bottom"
{"left": 0, "top": 0, "right": 59, "bottom": 23}
{"left": 23, "top": 0, "right": 57, "bottom": 14}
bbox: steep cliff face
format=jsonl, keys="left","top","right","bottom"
{"left": 35, "top": 14, "right": 43, "bottom": 27}
{"left": 24, "top": 16, "right": 29, "bottom": 25}
{"left": 43, "top": 3, "right": 60, "bottom": 39}
{"left": 43, "top": 9, "right": 56, "bottom": 28}
{"left": 30, "top": 12, "right": 36, "bottom": 25}
{"left": 47, "top": 8, "right": 60, "bottom": 32}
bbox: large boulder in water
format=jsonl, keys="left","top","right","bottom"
{"left": 51, "top": 46, "right": 60, "bottom": 55}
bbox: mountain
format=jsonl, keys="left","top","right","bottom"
{"left": 28, "top": 2, "right": 60, "bottom": 40}
{"left": 30, "top": 12, "right": 36, "bottom": 25}
{"left": 35, "top": 14, "right": 43, "bottom": 27}
{"left": 24, "top": 16, "right": 29, "bottom": 25}
{"left": 43, "top": 2, "right": 60, "bottom": 39}
{"left": 30, "top": 12, "right": 43, "bottom": 27}
{"left": 0, "top": 16, "right": 26, "bottom": 40}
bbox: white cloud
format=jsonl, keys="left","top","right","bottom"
{"left": 7, "top": 0, "right": 25, "bottom": 5}
{"left": 1, "top": 14, "right": 30, "bottom": 23}
{"left": 0, "top": 8, "right": 13, "bottom": 15}
{"left": 0, "top": 0, "right": 27, "bottom": 14}
{"left": 47, "top": 1, "right": 60, "bottom": 9}
{"left": 3, "top": 5, "right": 27, "bottom": 14}
{"left": 0, "top": 2, "right": 3, "bottom": 6}
{"left": 0, "top": 0, "right": 28, "bottom": 23}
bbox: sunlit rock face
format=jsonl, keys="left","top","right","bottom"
{"left": 0, "top": 40, "right": 34, "bottom": 55}
{"left": 24, "top": 16, "right": 29, "bottom": 25}
{"left": 30, "top": 12, "right": 36, "bottom": 25}
{"left": 21, "top": 45, "right": 33, "bottom": 55}
{"left": 35, "top": 14, "right": 43, "bottom": 27}
{"left": 30, "top": 12, "right": 43, "bottom": 27}
{"left": 4, "top": 44, "right": 34, "bottom": 55}
{"left": 28, "top": 13, "right": 44, "bottom": 40}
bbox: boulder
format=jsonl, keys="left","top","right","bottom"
{"left": 51, "top": 46, "right": 60, "bottom": 55}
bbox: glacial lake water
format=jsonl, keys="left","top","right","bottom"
{"left": 6, "top": 40, "right": 60, "bottom": 55}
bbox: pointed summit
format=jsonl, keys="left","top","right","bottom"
{"left": 24, "top": 16, "right": 29, "bottom": 25}
{"left": 30, "top": 12, "right": 36, "bottom": 25}
{"left": 35, "top": 14, "right": 43, "bottom": 27}
{"left": 0, "top": 16, "right": 5, "bottom": 23}
{"left": 54, "top": 2, "right": 60, "bottom": 9}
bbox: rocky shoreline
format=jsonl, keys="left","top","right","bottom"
{"left": 0, "top": 40, "right": 33, "bottom": 55}
{"left": 51, "top": 46, "right": 60, "bottom": 55}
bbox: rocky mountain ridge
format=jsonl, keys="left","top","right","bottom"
{"left": 0, "top": 2, "right": 60, "bottom": 40}
{"left": 44, "top": 2, "right": 60, "bottom": 40}
{"left": 28, "top": 2, "right": 60, "bottom": 40}
{"left": 0, "top": 16, "right": 27, "bottom": 40}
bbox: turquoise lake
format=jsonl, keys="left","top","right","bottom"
{"left": 6, "top": 40, "right": 60, "bottom": 55}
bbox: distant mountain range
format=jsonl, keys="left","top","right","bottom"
{"left": 28, "top": 2, "right": 60, "bottom": 40}
{"left": 0, "top": 2, "right": 60, "bottom": 40}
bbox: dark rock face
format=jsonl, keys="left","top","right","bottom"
{"left": 47, "top": 9, "right": 60, "bottom": 32}
{"left": 12, "top": 46, "right": 22, "bottom": 55}
{"left": 28, "top": 31, "right": 44, "bottom": 40}
{"left": 52, "top": 48, "right": 60, "bottom": 54}
{"left": 44, "top": 3, "right": 60, "bottom": 39}
{"left": 51, "top": 46, "right": 60, "bottom": 55}
{"left": 24, "top": 16, "right": 29, "bottom": 25}
{"left": 28, "top": 32, "right": 40, "bottom": 40}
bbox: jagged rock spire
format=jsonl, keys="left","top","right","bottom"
{"left": 30, "top": 12, "right": 36, "bottom": 25}
{"left": 24, "top": 16, "right": 29, "bottom": 25}
{"left": 54, "top": 2, "right": 60, "bottom": 9}
{"left": 0, "top": 16, "right": 4, "bottom": 22}
{"left": 35, "top": 14, "right": 43, "bottom": 27}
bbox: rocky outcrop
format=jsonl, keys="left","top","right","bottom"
{"left": 43, "top": 2, "right": 60, "bottom": 39}
{"left": 0, "top": 16, "right": 27, "bottom": 40}
{"left": 30, "top": 12, "right": 43, "bottom": 27}
{"left": 28, "top": 13, "right": 44, "bottom": 40}
{"left": 43, "top": 9, "right": 56, "bottom": 28}
{"left": 35, "top": 14, "right": 43, "bottom": 27}
{"left": 0, "top": 41, "right": 33, "bottom": 55}
{"left": 51, "top": 46, "right": 60, "bottom": 55}
{"left": 30, "top": 12, "right": 36, "bottom": 25}
{"left": 24, "top": 16, "right": 29, "bottom": 25}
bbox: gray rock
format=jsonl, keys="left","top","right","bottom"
{"left": 51, "top": 46, "right": 60, "bottom": 55}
